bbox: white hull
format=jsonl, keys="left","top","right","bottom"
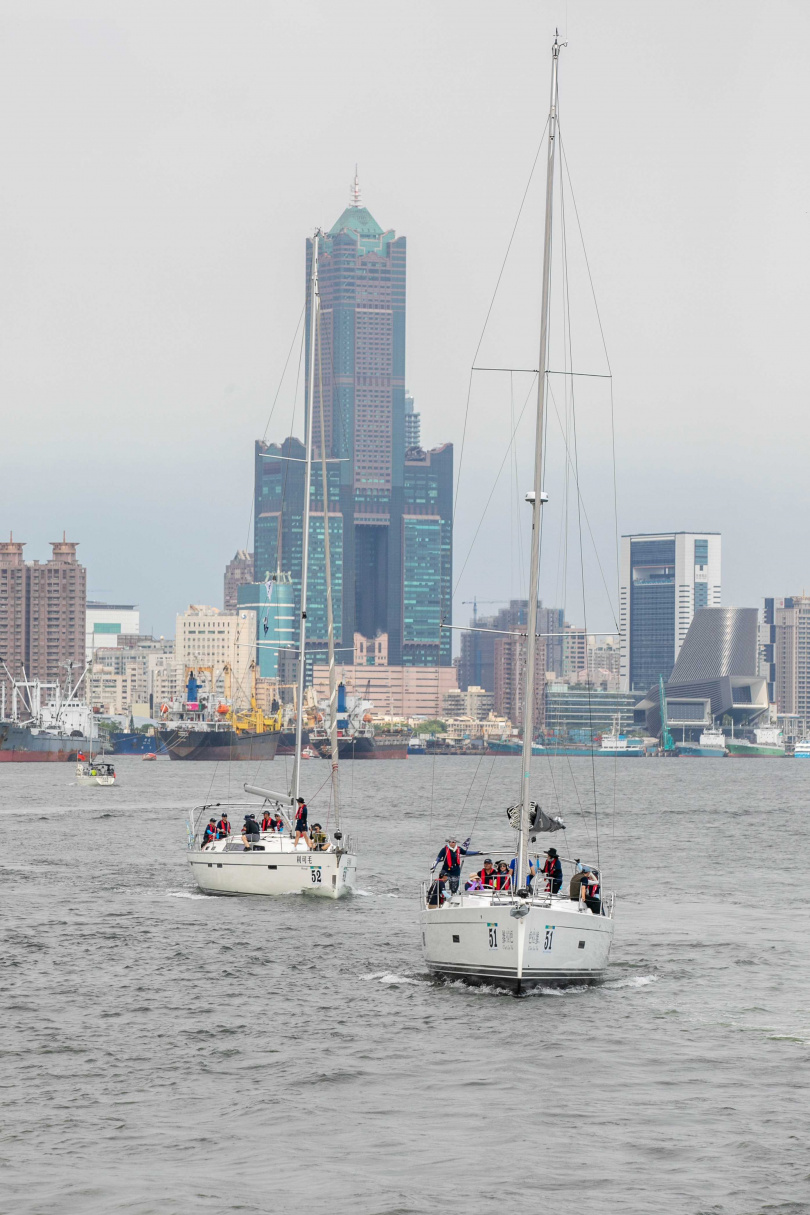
{"left": 76, "top": 774, "right": 116, "bottom": 786}
{"left": 421, "top": 891, "right": 613, "bottom": 992}
{"left": 189, "top": 835, "right": 356, "bottom": 898}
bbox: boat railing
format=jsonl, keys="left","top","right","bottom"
{"left": 420, "top": 880, "right": 615, "bottom": 917}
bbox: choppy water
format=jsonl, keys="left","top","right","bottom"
{"left": 3, "top": 754, "right": 810, "bottom": 1215}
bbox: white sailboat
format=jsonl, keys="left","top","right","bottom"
{"left": 421, "top": 33, "right": 615, "bottom": 991}
{"left": 187, "top": 230, "right": 357, "bottom": 899}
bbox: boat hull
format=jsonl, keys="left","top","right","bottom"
{"left": 421, "top": 894, "right": 613, "bottom": 993}
{"left": 313, "top": 735, "right": 408, "bottom": 759}
{"left": 189, "top": 846, "right": 357, "bottom": 898}
{"left": 161, "top": 728, "right": 281, "bottom": 761}
{"left": 725, "top": 743, "right": 786, "bottom": 758}
{"left": 675, "top": 744, "right": 727, "bottom": 757}
{"left": 0, "top": 724, "right": 92, "bottom": 761}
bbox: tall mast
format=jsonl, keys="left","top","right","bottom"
{"left": 292, "top": 230, "right": 320, "bottom": 803}
{"left": 517, "top": 31, "right": 563, "bottom": 887}
{"left": 316, "top": 280, "right": 341, "bottom": 831}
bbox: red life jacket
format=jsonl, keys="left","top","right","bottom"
{"left": 261, "top": 815, "right": 272, "bottom": 831}
{"left": 443, "top": 846, "right": 461, "bottom": 870}
{"left": 203, "top": 825, "right": 216, "bottom": 843}
{"left": 493, "top": 871, "right": 511, "bottom": 890}
{"left": 479, "top": 866, "right": 495, "bottom": 886}
{"left": 217, "top": 819, "right": 230, "bottom": 836}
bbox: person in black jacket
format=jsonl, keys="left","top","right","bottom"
{"left": 202, "top": 818, "right": 217, "bottom": 848}
{"left": 433, "top": 836, "right": 481, "bottom": 894}
{"left": 541, "top": 847, "right": 563, "bottom": 895}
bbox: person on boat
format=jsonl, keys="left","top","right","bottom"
{"left": 426, "top": 873, "right": 448, "bottom": 907}
{"left": 310, "top": 823, "right": 330, "bottom": 852}
{"left": 476, "top": 858, "right": 496, "bottom": 887}
{"left": 433, "top": 836, "right": 481, "bottom": 894}
{"left": 542, "top": 847, "right": 563, "bottom": 895}
{"left": 583, "top": 869, "right": 601, "bottom": 915}
{"left": 202, "top": 818, "right": 217, "bottom": 848}
{"left": 294, "top": 798, "right": 313, "bottom": 848}
{"left": 241, "top": 814, "right": 261, "bottom": 849}
{"left": 493, "top": 861, "right": 512, "bottom": 891}
{"left": 569, "top": 867, "right": 590, "bottom": 902}
{"left": 260, "top": 809, "right": 275, "bottom": 833}
{"left": 465, "top": 875, "right": 484, "bottom": 891}
{"left": 216, "top": 814, "right": 231, "bottom": 839}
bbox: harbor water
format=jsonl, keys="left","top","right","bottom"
{"left": 3, "top": 756, "right": 809, "bottom": 1215}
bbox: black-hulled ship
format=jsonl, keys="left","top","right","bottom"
{"left": 158, "top": 672, "right": 281, "bottom": 762}
{"left": 309, "top": 683, "right": 408, "bottom": 760}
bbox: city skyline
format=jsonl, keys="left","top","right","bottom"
{"left": 1, "top": 3, "right": 808, "bottom": 639}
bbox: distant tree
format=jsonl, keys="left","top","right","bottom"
{"left": 415, "top": 719, "right": 446, "bottom": 734}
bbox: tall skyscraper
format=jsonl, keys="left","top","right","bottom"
{"left": 0, "top": 535, "right": 86, "bottom": 704}
{"left": 763, "top": 596, "right": 810, "bottom": 727}
{"left": 224, "top": 550, "right": 254, "bottom": 613}
{"left": 619, "top": 532, "right": 721, "bottom": 692}
{"left": 254, "top": 177, "right": 453, "bottom": 668}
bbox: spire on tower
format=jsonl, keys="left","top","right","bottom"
{"left": 350, "top": 165, "right": 362, "bottom": 207}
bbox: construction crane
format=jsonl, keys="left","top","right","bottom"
{"left": 461, "top": 599, "right": 507, "bottom": 627}
{"left": 658, "top": 675, "right": 675, "bottom": 756}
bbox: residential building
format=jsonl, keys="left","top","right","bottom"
{"left": 86, "top": 601, "right": 140, "bottom": 660}
{"left": 87, "top": 635, "right": 179, "bottom": 717}
{"left": 764, "top": 596, "right": 810, "bottom": 731}
{"left": 0, "top": 535, "right": 86, "bottom": 706}
{"left": 174, "top": 605, "right": 256, "bottom": 706}
{"left": 310, "top": 662, "right": 457, "bottom": 719}
{"left": 458, "top": 601, "right": 564, "bottom": 692}
{"left": 561, "top": 627, "right": 588, "bottom": 681}
{"left": 442, "top": 685, "right": 494, "bottom": 720}
{"left": 444, "top": 713, "right": 512, "bottom": 743}
{"left": 254, "top": 177, "right": 453, "bottom": 672}
{"left": 493, "top": 633, "right": 546, "bottom": 736}
{"left": 620, "top": 532, "right": 721, "bottom": 692}
{"left": 224, "top": 550, "right": 254, "bottom": 613}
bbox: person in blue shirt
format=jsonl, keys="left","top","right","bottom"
{"left": 433, "top": 836, "right": 481, "bottom": 894}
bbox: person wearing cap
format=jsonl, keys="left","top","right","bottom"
{"left": 294, "top": 797, "right": 313, "bottom": 848}
{"left": 477, "top": 858, "right": 496, "bottom": 887}
{"left": 569, "top": 865, "right": 591, "bottom": 904}
{"left": 432, "top": 836, "right": 481, "bottom": 894}
{"left": 202, "top": 818, "right": 217, "bottom": 848}
{"left": 310, "top": 822, "right": 330, "bottom": 852}
{"left": 241, "top": 814, "right": 261, "bottom": 850}
{"left": 494, "top": 860, "right": 512, "bottom": 891}
{"left": 216, "top": 812, "right": 231, "bottom": 839}
{"left": 541, "top": 847, "right": 563, "bottom": 895}
{"left": 426, "top": 872, "right": 448, "bottom": 907}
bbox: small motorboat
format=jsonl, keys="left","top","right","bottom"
{"left": 301, "top": 746, "right": 319, "bottom": 760}
{"left": 142, "top": 752, "right": 157, "bottom": 761}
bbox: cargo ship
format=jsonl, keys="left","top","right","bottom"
{"left": 675, "top": 727, "right": 728, "bottom": 758}
{"left": 309, "top": 683, "right": 408, "bottom": 759}
{"left": 0, "top": 676, "right": 95, "bottom": 762}
{"left": 725, "top": 725, "right": 785, "bottom": 758}
{"left": 157, "top": 670, "right": 282, "bottom": 761}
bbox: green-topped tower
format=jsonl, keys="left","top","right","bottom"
{"left": 255, "top": 172, "right": 452, "bottom": 669}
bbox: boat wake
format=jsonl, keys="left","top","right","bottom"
{"left": 166, "top": 890, "right": 209, "bottom": 900}
{"left": 603, "top": 974, "right": 658, "bottom": 990}
{"left": 363, "top": 971, "right": 429, "bottom": 986}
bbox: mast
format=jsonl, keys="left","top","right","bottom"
{"left": 517, "top": 31, "right": 563, "bottom": 888}
{"left": 292, "top": 230, "right": 320, "bottom": 803}
{"left": 316, "top": 279, "right": 341, "bottom": 831}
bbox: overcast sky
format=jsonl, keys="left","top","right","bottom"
{"left": 1, "top": 0, "right": 808, "bottom": 637}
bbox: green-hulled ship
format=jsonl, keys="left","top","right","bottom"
{"left": 726, "top": 726, "right": 786, "bottom": 758}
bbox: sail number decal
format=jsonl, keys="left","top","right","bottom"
{"left": 487, "top": 922, "right": 498, "bottom": 949}
{"left": 310, "top": 867, "right": 322, "bottom": 884}
{"left": 543, "top": 926, "right": 555, "bottom": 952}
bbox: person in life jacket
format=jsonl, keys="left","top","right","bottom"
{"left": 310, "top": 823, "right": 330, "bottom": 852}
{"left": 202, "top": 818, "right": 217, "bottom": 848}
{"left": 583, "top": 869, "right": 601, "bottom": 915}
{"left": 261, "top": 810, "right": 274, "bottom": 832}
{"left": 433, "top": 836, "right": 481, "bottom": 894}
{"left": 426, "top": 872, "right": 448, "bottom": 907}
{"left": 492, "top": 861, "right": 512, "bottom": 891}
{"left": 216, "top": 814, "right": 231, "bottom": 839}
{"left": 294, "top": 798, "right": 313, "bottom": 848}
{"left": 477, "top": 858, "right": 496, "bottom": 887}
{"left": 542, "top": 847, "right": 563, "bottom": 895}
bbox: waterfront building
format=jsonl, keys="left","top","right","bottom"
{"left": 619, "top": 532, "right": 721, "bottom": 692}
{"left": 174, "top": 605, "right": 256, "bottom": 706}
{"left": 635, "top": 606, "right": 768, "bottom": 739}
{"left": 561, "top": 627, "right": 587, "bottom": 681}
{"left": 544, "top": 683, "right": 640, "bottom": 740}
{"left": 493, "top": 633, "right": 546, "bottom": 736}
{"left": 224, "top": 551, "right": 255, "bottom": 613}
{"left": 87, "top": 636, "right": 179, "bottom": 717}
{"left": 86, "top": 601, "right": 140, "bottom": 660}
{"left": 254, "top": 178, "right": 453, "bottom": 671}
{"left": 457, "top": 601, "right": 564, "bottom": 692}
{"left": 404, "top": 392, "right": 421, "bottom": 450}
{"left": 763, "top": 596, "right": 810, "bottom": 732}
{"left": 0, "top": 535, "right": 86, "bottom": 705}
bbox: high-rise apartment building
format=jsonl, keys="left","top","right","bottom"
{"left": 86, "top": 601, "right": 140, "bottom": 659}
{"left": 457, "top": 601, "right": 564, "bottom": 692}
{"left": 404, "top": 392, "right": 421, "bottom": 449}
{"left": 224, "top": 551, "right": 254, "bottom": 613}
{"left": 175, "top": 605, "right": 256, "bottom": 706}
{"left": 763, "top": 596, "right": 810, "bottom": 727}
{"left": 619, "top": 532, "right": 721, "bottom": 692}
{"left": 254, "top": 180, "right": 452, "bottom": 670}
{"left": 493, "top": 633, "right": 546, "bottom": 736}
{"left": 0, "top": 535, "right": 86, "bottom": 704}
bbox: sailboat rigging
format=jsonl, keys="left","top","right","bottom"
{"left": 420, "top": 33, "right": 616, "bottom": 990}
{"left": 186, "top": 230, "right": 357, "bottom": 898}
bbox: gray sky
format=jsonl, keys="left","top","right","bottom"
{"left": 2, "top": 0, "right": 808, "bottom": 637}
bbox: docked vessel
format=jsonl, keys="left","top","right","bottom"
{"left": 726, "top": 725, "right": 786, "bottom": 758}
{"left": 187, "top": 228, "right": 357, "bottom": 899}
{"left": 675, "top": 727, "right": 728, "bottom": 758}
{"left": 309, "top": 683, "right": 408, "bottom": 759}
{"left": 793, "top": 737, "right": 810, "bottom": 759}
{"left": 0, "top": 674, "right": 95, "bottom": 762}
{"left": 407, "top": 735, "right": 427, "bottom": 755}
{"left": 598, "top": 717, "right": 646, "bottom": 756}
{"left": 421, "top": 34, "right": 614, "bottom": 991}
{"left": 158, "top": 670, "right": 282, "bottom": 761}
{"left": 110, "top": 731, "right": 164, "bottom": 756}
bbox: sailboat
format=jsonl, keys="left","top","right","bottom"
{"left": 420, "top": 34, "right": 615, "bottom": 990}
{"left": 187, "top": 230, "right": 358, "bottom": 898}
